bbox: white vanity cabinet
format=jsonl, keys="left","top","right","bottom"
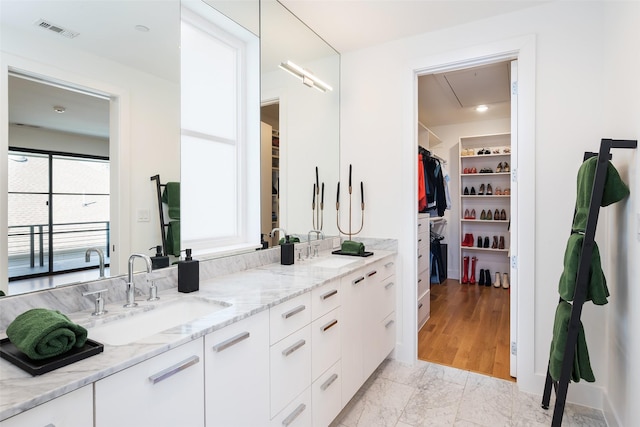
{"left": 0, "top": 385, "right": 92, "bottom": 427}
{"left": 95, "top": 338, "right": 204, "bottom": 427}
{"left": 204, "top": 309, "right": 270, "bottom": 427}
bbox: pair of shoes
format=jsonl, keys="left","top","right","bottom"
{"left": 503, "top": 148, "right": 511, "bottom": 154}
{"left": 502, "top": 273, "right": 510, "bottom": 289}
{"left": 470, "top": 187, "right": 476, "bottom": 195}
{"left": 464, "top": 187, "right": 469, "bottom": 195}
{"left": 500, "top": 209, "right": 507, "bottom": 221}
{"left": 495, "top": 187, "right": 503, "bottom": 195}
{"left": 496, "top": 162, "right": 504, "bottom": 173}
{"left": 463, "top": 209, "right": 476, "bottom": 219}
{"left": 491, "top": 236, "right": 498, "bottom": 249}
{"left": 502, "top": 162, "right": 510, "bottom": 172}
{"left": 478, "top": 183, "right": 492, "bottom": 195}
{"left": 503, "top": 187, "right": 511, "bottom": 195}
{"left": 494, "top": 272, "right": 501, "bottom": 288}
{"left": 479, "top": 168, "right": 493, "bottom": 173}
{"left": 463, "top": 167, "right": 478, "bottom": 174}
{"left": 477, "top": 148, "right": 490, "bottom": 155}
{"left": 486, "top": 209, "right": 493, "bottom": 220}
{"left": 492, "top": 148, "right": 500, "bottom": 154}
{"left": 499, "top": 236, "right": 505, "bottom": 249}
{"left": 461, "top": 233, "right": 475, "bottom": 247}
{"left": 464, "top": 186, "right": 477, "bottom": 195}
{"left": 461, "top": 148, "right": 475, "bottom": 156}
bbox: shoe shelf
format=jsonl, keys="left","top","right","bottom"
{"left": 459, "top": 132, "right": 511, "bottom": 287}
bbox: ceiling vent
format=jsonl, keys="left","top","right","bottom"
{"left": 34, "top": 19, "right": 79, "bottom": 39}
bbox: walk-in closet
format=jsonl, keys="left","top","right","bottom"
{"left": 416, "top": 60, "right": 517, "bottom": 382}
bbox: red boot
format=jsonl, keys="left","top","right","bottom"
{"left": 462, "top": 256, "right": 469, "bottom": 284}
{"left": 470, "top": 257, "right": 477, "bottom": 284}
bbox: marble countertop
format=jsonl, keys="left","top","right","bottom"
{"left": 0, "top": 249, "right": 395, "bottom": 421}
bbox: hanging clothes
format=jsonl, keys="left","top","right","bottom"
{"left": 418, "top": 147, "right": 449, "bottom": 217}
{"left": 418, "top": 153, "right": 427, "bottom": 212}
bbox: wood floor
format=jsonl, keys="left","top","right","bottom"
{"left": 418, "top": 279, "right": 514, "bottom": 382}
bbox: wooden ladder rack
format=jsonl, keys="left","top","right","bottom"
{"left": 541, "top": 138, "right": 637, "bottom": 425}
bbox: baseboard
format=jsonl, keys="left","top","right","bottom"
{"left": 603, "top": 392, "right": 620, "bottom": 427}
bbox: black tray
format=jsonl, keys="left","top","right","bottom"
{"left": 0, "top": 337, "right": 104, "bottom": 376}
{"left": 332, "top": 249, "right": 374, "bottom": 257}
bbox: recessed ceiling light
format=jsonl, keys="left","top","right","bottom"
{"left": 135, "top": 25, "right": 150, "bottom": 32}
{"left": 475, "top": 105, "right": 488, "bottom": 113}
{"left": 53, "top": 105, "right": 66, "bottom": 114}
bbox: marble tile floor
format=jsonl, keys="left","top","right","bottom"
{"left": 331, "top": 359, "right": 607, "bottom": 427}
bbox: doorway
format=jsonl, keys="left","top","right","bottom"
{"left": 416, "top": 59, "right": 517, "bottom": 381}
{"left": 261, "top": 101, "right": 280, "bottom": 247}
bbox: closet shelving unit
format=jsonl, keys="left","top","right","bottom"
{"left": 541, "top": 138, "right": 637, "bottom": 426}
{"left": 271, "top": 129, "right": 280, "bottom": 235}
{"left": 459, "top": 133, "right": 511, "bottom": 284}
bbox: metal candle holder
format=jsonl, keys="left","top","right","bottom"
{"left": 336, "top": 164, "right": 365, "bottom": 240}
{"left": 312, "top": 166, "right": 324, "bottom": 230}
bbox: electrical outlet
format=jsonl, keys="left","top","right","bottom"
{"left": 137, "top": 209, "right": 150, "bottom": 222}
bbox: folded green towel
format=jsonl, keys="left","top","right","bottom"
{"left": 572, "top": 156, "right": 629, "bottom": 231}
{"left": 549, "top": 301, "right": 595, "bottom": 383}
{"left": 161, "top": 182, "right": 180, "bottom": 220}
{"left": 6, "top": 309, "right": 88, "bottom": 360}
{"left": 558, "top": 234, "right": 609, "bottom": 305}
{"left": 341, "top": 240, "right": 365, "bottom": 255}
{"left": 278, "top": 236, "right": 300, "bottom": 245}
{"left": 0, "top": 290, "right": 5, "bottom": 297}
{"left": 166, "top": 220, "right": 181, "bottom": 257}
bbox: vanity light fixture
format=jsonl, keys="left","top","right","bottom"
{"left": 475, "top": 105, "right": 489, "bottom": 113}
{"left": 53, "top": 105, "right": 66, "bottom": 114}
{"left": 279, "top": 60, "right": 333, "bottom": 92}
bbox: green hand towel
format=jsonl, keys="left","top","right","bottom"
{"left": 278, "top": 236, "right": 300, "bottom": 245}
{"left": 166, "top": 220, "right": 181, "bottom": 257}
{"left": 161, "top": 182, "right": 180, "bottom": 220}
{"left": 6, "top": 308, "right": 88, "bottom": 360}
{"left": 341, "top": 240, "right": 365, "bottom": 255}
{"left": 572, "top": 156, "right": 629, "bottom": 231}
{"left": 549, "top": 301, "right": 595, "bottom": 383}
{"left": 558, "top": 234, "right": 609, "bottom": 305}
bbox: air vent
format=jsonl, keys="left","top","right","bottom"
{"left": 34, "top": 19, "right": 79, "bottom": 39}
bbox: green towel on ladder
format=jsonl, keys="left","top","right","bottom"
{"left": 161, "top": 182, "right": 180, "bottom": 220}
{"left": 166, "top": 221, "right": 181, "bottom": 257}
{"left": 6, "top": 308, "right": 88, "bottom": 360}
{"left": 549, "top": 301, "right": 595, "bottom": 383}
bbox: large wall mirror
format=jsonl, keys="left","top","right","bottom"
{"left": 0, "top": 0, "right": 339, "bottom": 296}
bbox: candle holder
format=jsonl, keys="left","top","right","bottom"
{"left": 334, "top": 164, "right": 372, "bottom": 257}
{"left": 312, "top": 166, "right": 324, "bottom": 231}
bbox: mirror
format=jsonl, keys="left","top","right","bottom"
{"left": 260, "top": 0, "right": 340, "bottom": 243}
{"left": 1, "top": 0, "right": 340, "bottom": 296}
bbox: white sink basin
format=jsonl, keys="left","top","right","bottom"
{"left": 89, "top": 299, "right": 230, "bottom": 346}
{"left": 309, "top": 256, "right": 360, "bottom": 269}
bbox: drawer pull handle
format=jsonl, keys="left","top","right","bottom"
{"left": 385, "top": 282, "right": 395, "bottom": 290}
{"left": 385, "top": 261, "right": 394, "bottom": 268}
{"left": 282, "top": 304, "right": 306, "bottom": 319}
{"left": 418, "top": 278, "right": 422, "bottom": 283}
{"left": 320, "top": 373, "right": 339, "bottom": 391}
{"left": 385, "top": 319, "right": 395, "bottom": 329}
{"left": 353, "top": 276, "right": 365, "bottom": 285}
{"left": 320, "top": 289, "right": 338, "bottom": 300}
{"left": 367, "top": 270, "right": 377, "bottom": 277}
{"left": 418, "top": 254, "right": 423, "bottom": 259}
{"left": 322, "top": 319, "right": 338, "bottom": 332}
{"left": 282, "top": 339, "right": 306, "bottom": 357}
{"left": 282, "top": 403, "right": 306, "bottom": 426}
{"left": 148, "top": 355, "right": 199, "bottom": 384}
{"left": 212, "top": 331, "right": 250, "bottom": 352}
{"left": 418, "top": 303, "right": 423, "bottom": 309}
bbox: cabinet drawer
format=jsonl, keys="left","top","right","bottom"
{"left": 418, "top": 269, "right": 429, "bottom": 299}
{"left": 270, "top": 325, "right": 311, "bottom": 417}
{"left": 204, "top": 310, "right": 269, "bottom": 427}
{"left": 370, "top": 275, "right": 396, "bottom": 322}
{"left": 270, "top": 387, "right": 311, "bottom": 427}
{"left": 311, "top": 279, "right": 340, "bottom": 320}
{"left": 417, "top": 215, "right": 430, "bottom": 236}
{"left": 270, "top": 292, "right": 311, "bottom": 344}
{"left": 418, "top": 247, "right": 429, "bottom": 275}
{"left": 379, "top": 258, "right": 396, "bottom": 281}
{"left": 312, "top": 360, "right": 342, "bottom": 427}
{"left": 380, "top": 311, "right": 396, "bottom": 362}
{"left": 0, "top": 385, "right": 92, "bottom": 427}
{"left": 418, "top": 291, "right": 430, "bottom": 331}
{"left": 363, "top": 311, "right": 396, "bottom": 375}
{"left": 311, "top": 307, "right": 341, "bottom": 381}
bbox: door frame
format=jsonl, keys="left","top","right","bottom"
{"left": 402, "top": 34, "right": 537, "bottom": 390}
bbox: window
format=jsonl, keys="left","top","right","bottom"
{"left": 180, "top": 5, "right": 260, "bottom": 256}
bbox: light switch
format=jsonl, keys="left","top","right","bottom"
{"left": 137, "top": 209, "right": 150, "bottom": 222}
{"left": 637, "top": 212, "right": 640, "bottom": 242}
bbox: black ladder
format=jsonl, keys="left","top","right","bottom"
{"left": 150, "top": 174, "right": 168, "bottom": 256}
{"left": 541, "top": 138, "right": 637, "bottom": 425}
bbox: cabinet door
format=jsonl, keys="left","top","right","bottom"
{"left": 311, "top": 307, "right": 341, "bottom": 381}
{"left": 0, "top": 385, "right": 92, "bottom": 427}
{"left": 270, "top": 388, "right": 311, "bottom": 427}
{"left": 205, "top": 310, "right": 269, "bottom": 427}
{"left": 340, "top": 269, "right": 366, "bottom": 406}
{"left": 270, "top": 292, "right": 311, "bottom": 345}
{"left": 312, "top": 360, "right": 342, "bottom": 427}
{"left": 95, "top": 338, "right": 204, "bottom": 427}
{"left": 311, "top": 279, "right": 340, "bottom": 321}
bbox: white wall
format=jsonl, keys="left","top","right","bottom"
{"left": 9, "top": 125, "right": 109, "bottom": 157}
{"left": 1, "top": 25, "right": 180, "bottom": 285}
{"left": 601, "top": 2, "right": 640, "bottom": 426}
{"left": 341, "top": 0, "right": 638, "bottom": 410}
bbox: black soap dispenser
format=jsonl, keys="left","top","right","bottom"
{"left": 178, "top": 249, "right": 199, "bottom": 293}
{"left": 281, "top": 235, "right": 294, "bottom": 265}
{"left": 150, "top": 245, "right": 170, "bottom": 270}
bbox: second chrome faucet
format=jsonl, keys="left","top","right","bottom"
{"left": 124, "top": 254, "right": 152, "bottom": 308}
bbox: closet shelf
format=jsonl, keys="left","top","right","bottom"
{"left": 461, "top": 153, "right": 510, "bottom": 158}
{"left": 461, "top": 219, "right": 509, "bottom": 224}
{"left": 461, "top": 247, "right": 509, "bottom": 253}
{"left": 461, "top": 172, "right": 511, "bottom": 177}
{"left": 461, "top": 195, "right": 510, "bottom": 199}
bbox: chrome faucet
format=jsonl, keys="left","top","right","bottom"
{"left": 85, "top": 248, "right": 105, "bottom": 278}
{"left": 307, "top": 230, "right": 325, "bottom": 258}
{"left": 124, "top": 254, "right": 152, "bottom": 308}
{"left": 269, "top": 227, "right": 287, "bottom": 241}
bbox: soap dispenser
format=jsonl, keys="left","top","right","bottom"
{"left": 178, "top": 249, "right": 199, "bottom": 293}
{"left": 150, "top": 245, "right": 170, "bottom": 270}
{"left": 280, "top": 235, "right": 295, "bottom": 265}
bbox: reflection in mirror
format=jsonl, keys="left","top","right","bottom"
{"left": 1, "top": 0, "right": 181, "bottom": 295}
{"left": 260, "top": 0, "right": 340, "bottom": 244}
